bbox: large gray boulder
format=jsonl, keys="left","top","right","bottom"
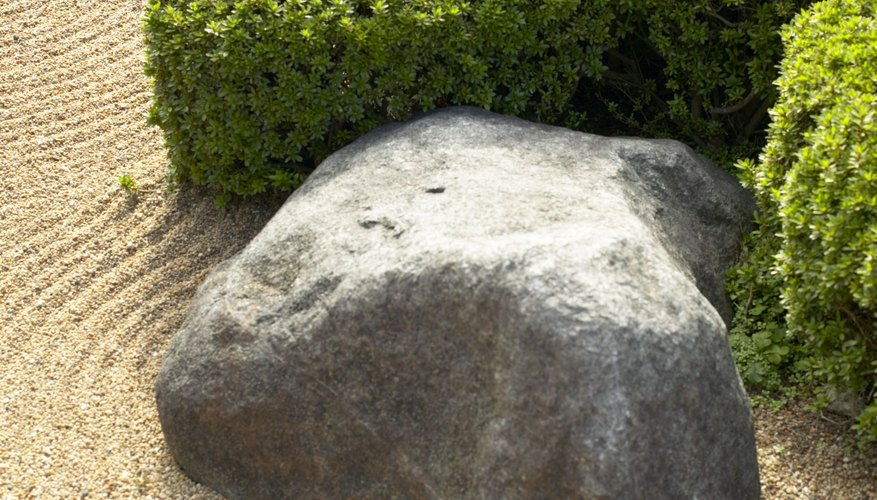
{"left": 156, "top": 107, "right": 759, "bottom": 499}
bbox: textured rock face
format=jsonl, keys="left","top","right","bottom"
{"left": 156, "top": 107, "right": 758, "bottom": 499}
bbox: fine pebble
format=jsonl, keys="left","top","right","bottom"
{"left": 0, "top": 1, "right": 874, "bottom": 498}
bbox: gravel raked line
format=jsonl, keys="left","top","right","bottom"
{"left": 1, "top": 1, "right": 284, "bottom": 497}
{"left": 0, "top": 1, "right": 874, "bottom": 498}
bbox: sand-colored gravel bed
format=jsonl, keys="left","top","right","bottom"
{"left": 0, "top": 1, "right": 874, "bottom": 498}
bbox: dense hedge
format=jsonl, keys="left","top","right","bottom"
{"left": 143, "top": 0, "right": 807, "bottom": 203}
{"left": 739, "top": 0, "right": 877, "bottom": 444}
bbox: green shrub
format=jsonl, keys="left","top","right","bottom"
{"left": 740, "top": 0, "right": 877, "bottom": 445}
{"left": 143, "top": 0, "right": 614, "bottom": 201}
{"left": 143, "top": 0, "right": 807, "bottom": 202}
{"left": 594, "top": 0, "right": 810, "bottom": 153}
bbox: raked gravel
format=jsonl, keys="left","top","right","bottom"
{"left": 0, "top": 1, "right": 874, "bottom": 498}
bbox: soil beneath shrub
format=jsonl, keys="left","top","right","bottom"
{"left": 0, "top": 1, "right": 874, "bottom": 498}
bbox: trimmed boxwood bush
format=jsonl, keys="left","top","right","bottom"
{"left": 739, "top": 0, "right": 877, "bottom": 444}
{"left": 143, "top": 0, "right": 807, "bottom": 203}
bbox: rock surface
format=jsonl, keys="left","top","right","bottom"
{"left": 156, "top": 107, "right": 758, "bottom": 499}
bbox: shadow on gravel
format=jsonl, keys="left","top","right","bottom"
{"left": 102, "top": 181, "right": 288, "bottom": 370}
